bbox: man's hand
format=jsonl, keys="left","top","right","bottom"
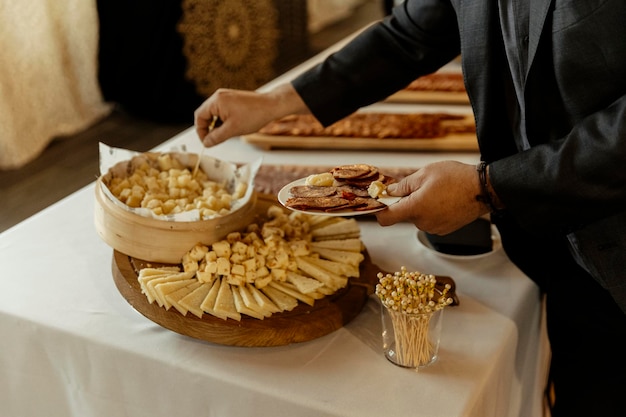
{"left": 376, "top": 161, "right": 490, "bottom": 235}
{"left": 194, "top": 84, "right": 310, "bottom": 147}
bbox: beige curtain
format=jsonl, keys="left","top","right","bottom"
{"left": 0, "top": 0, "right": 111, "bottom": 170}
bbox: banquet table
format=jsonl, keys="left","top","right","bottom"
{"left": 0, "top": 30, "right": 550, "bottom": 417}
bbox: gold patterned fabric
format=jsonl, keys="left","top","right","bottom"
{"left": 178, "top": 0, "right": 280, "bottom": 97}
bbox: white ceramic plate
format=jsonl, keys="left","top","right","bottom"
{"left": 416, "top": 226, "right": 502, "bottom": 260}
{"left": 277, "top": 178, "right": 399, "bottom": 217}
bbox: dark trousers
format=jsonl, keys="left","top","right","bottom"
{"left": 495, "top": 214, "right": 626, "bottom": 417}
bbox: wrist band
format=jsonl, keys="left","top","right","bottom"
{"left": 476, "top": 161, "right": 498, "bottom": 213}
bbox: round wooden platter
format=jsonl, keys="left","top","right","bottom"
{"left": 112, "top": 250, "right": 380, "bottom": 347}
{"left": 110, "top": 193, "right": 383, "bottom": 347}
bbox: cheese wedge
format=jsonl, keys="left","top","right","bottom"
{"left": 306, "top": 254, "right": 359, "bottom": 278}
{"left": 315, "top": 285, "right": 338, "bottom": 296}
{"left": 144, "top": 271, "right": 195, "bottom": 305}
{"left": 295, "top": 256, "right": 348, "bottom": 291}
{"left": 248, "top": 284, "right": 281, "bottom": 314}
{"left": 213, "top": 280, "right": 241, "bottom": 321}
{"left": 311, "top": 218, "right": 360, "bottom": 238}
{"left": 239, "top": 285, "right": 272, "bottom": 317}
{"left": 166, "top": 281, "right": 202, "bottom": 316}
{"left": 232, "top": 287, "right": 265, "bottom": 320}
{"left": 155, "top": 278, "right": 197, "bottom": 309}
{"left": 138, "top": 267, "right": 180, "bottom": 295}
{"left": 200, "top": 279, "right": 229, "bottom": 321}
{"left": 313, "top": 232, "right": 360, "bottom": 241}
{"left": 310, "top": 238, "right": 363, "bottom": 252}
{"left": 286, "top": 271, "right": 325, "bottom": 294}
{"left": 311, "top": 247, "right": 364, "bottom": 267}
{"left": 269, "top": 280, "right": 315, "bottom": 306}
{"left": 261, "top": 286, "right": 298, "bottom": 312}
{"left": 139, "top": 266, "right": 181, "bottom": 276}
{"left": 179, "top": 282, "right": 213, "bottom": 318}
{"left": 306, "top": 289, "right": 329, "bottom": 299}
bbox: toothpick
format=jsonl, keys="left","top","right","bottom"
{"left": 192, "top": 115, "right": 219, "bottom": 178}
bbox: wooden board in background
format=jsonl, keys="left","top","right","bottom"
{"left": 385, "top": 90, "right": 469, "bottom": 105}
{"left": 243, "top": 132, "right": 478, "bottom": 152}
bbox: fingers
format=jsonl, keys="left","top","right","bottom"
{"left": 376, "top": 161, "right": 486, "bottom": 234}
{"left": 375, "top": 194, "right": 414, "bottom": 226}
{"left": 194, "top": 88, "right": 273, "bottom": 147}
{"left": 374, "top": 173, "right": 420, "bottom": 225}
{"left": 194, "top": 88, "right": 234, "bottom": 147}
{"left": 194, "top": 84, "right": 307, "bottom": 148}
{"left": 198, "top": 116, "right": 223, "bottom": 147}
{"left": 194, "top": 102, "right": 216, "bottom": 145}
{"left": 385, "top": 182, "right": 402, "bottom": 196}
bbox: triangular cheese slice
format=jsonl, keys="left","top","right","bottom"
{"left": 213, "top": 280, "right": 241, "bottom": 321}
{"left": 200, "top": 279, "right": 228, "bottom": 321}
{"left": 295, "top": 257, "right": 347, "bottom": 291}
{"left": 286, "top": 271, "right": 324, "bottom": 294}
{"left": 166, "top": 281, "right": 202, "bottom": 316}
{"left": 268, "top": 280, "right": 315, "bottom": 306}
{"left": 155, "top": 278, "right": 197, "bottom": 309}
{"left": 306, "top": 255, "right": 359, "bottom": 278}
{"left": 310, "top": 247, "right": 364, "bottom": 267}
{"left": 238, "top": 285, "right": 272, "bottom": 317}
{"left": 248, "top": 284, "right": 281, "bottom": 314}
{"left": 144, "top": 271, "right": 195, "bottom": 305}
{"left": 310, "top": 238, "right": 363, "bottom": 252}
{"left": 232, "top": 287, "right": 265, "bottom": 320}
{"left": 311, "top": 218, "right": 360, "bottom": 238}
{"left": 179, "top": 282, "right": 213, "bottom": 319}
{"left": 138, "top": 267, "right": 180, "bottom": 295}
{"left": 261, "top": 286, "right": 298, "bottom": 312}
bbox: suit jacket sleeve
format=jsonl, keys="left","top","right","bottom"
{"left": 488, "top": 0, "right": 626, "bottom": 235}
{"left": 291, "top": 0, "right": 461, "bottom": 126}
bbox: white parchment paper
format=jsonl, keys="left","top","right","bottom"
{"left": 98, "top": 143, "right": 262, "bottom": 221}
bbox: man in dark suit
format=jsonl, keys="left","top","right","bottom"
{"left": 195, "top": 0, "right": 626, "bottom": 415}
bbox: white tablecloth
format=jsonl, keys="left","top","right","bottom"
{"left": 0, "top": 32, "right": 549, "bottom": 417}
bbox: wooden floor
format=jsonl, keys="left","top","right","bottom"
{"left": 0, "top": 1, "right": 384, "bottom": 233}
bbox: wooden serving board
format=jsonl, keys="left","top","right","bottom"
{"left": 110, "top": 193, "right": 382, "bottom": 347}
{"left": 112, "top": 249, "right": 380, "bottom": 347}
{"left": 385, "top": 90, "right": 470, "bottom": 105}
{"left": 242, "top": 132, "right": 478, "bottom": 152}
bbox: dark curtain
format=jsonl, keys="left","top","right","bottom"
{"left": 97, "top": 0, "right": 203, "bottom": 123}
{"left": 96, "top": 0, "right": 309, "bottom": 124}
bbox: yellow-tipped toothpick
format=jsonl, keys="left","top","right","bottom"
{"left": 192, "top": 115, "right": 219, "bottom": 178}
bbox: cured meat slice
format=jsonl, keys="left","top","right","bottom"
{"left": 335, "top": 185, "right": 371, "bottom": 198}
{"left": 326, "top": 197, "right": 385, "bottom": 212}
{"left": 330, "top": 164, "right": 378, "bottom": 180}
{"left": 289, "top": 185, "right": 338, "bottom": 198}
{"left": 284, "top": 164, "right": 397, "bottom": 213}
{"left": 285, "top": 196, "right": 351, "bottom": 211}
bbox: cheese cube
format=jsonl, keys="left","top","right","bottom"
{"left": 271, "top": 268, "right": 287, "bottom": 282}
{"left": 213, "top": 240, "right": 231, "bottom": 258}
{"left": 231, "top": 241, "right": 248, "bottom": 255}
{"left": 231, "top": 264, "right": 245, "bottom": 276}
{"left": 216, "top": 257, "right": 230, "bottom": 275}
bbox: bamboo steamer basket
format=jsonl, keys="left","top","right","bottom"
{"left": 94, "top": 176, "right": 258, "bottom": 265}
{"left": 95, "top": 178, "right": 258, "bottom": 263}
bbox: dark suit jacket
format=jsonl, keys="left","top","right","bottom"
{"left": 292, "top": 0, "right": 626, "bottom": 312}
